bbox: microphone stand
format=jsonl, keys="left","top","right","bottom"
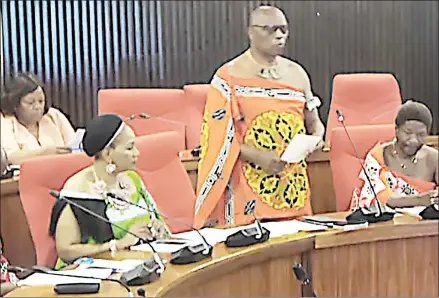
{"left": 49, "top": 191, "right": 166, "bottom": 286}
{"left": 106, "top": 192, "right": 213, "bottom": 265}
{"left": 335, "top": 110, "right": 395, "bottom": 223}
{"left": 8, "top": 265, "right": 134, "bottom": 297}
{"left": 224, "top": 199, "right": 270, "bottom": 248}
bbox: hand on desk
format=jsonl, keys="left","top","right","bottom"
{"left": 43, "top": 146, "right": 72, "bottom": 155}
{"left": 148, "top": 218, "right": 168, "bottom": 239}
{"left": 116, "top": 222, "right": 153, "bottom": 250}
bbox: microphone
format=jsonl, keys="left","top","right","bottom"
{"left": 105, "top": 192, "right": 213, "bottom": 265}
{"left": 292, "top": 263, "right": 316, "bottom": 297}
{"left": 7, "top": 265, "right": 134, "bottom": 297}
{"left": 224, "top": 199, "right": 270, "bottom": 247}
{"left": 419, "top": 203, "right": 439, "bottom": 220}
{"left": 335, "top": 109, "right": 395, "bottom": 223}
{"left": 49, "top": 190, "right": 166, "bottom": 286}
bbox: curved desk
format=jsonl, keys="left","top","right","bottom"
{"left": 7, "top": 213, "right": 438, "bottom": 297}
{"left": 312, "top": 213, "right": 438, "bottom": 297}
{"left": 8, "top": 233, "right": 314, "bottom": 297}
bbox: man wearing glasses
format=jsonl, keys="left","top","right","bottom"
{"left": 194, "top": 6, "right": 325, "bottom": 229}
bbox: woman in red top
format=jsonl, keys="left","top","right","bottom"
{"left": 0, "top": 238, "right": 17, "bottom": 296}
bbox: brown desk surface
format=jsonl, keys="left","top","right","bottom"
{"left": 7, "top": 213, "right": 438, "bottom": 297}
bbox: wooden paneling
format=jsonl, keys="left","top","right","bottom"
{"left": 7, "top": 214, "right": 437, "bottom": 297}
{"left": 0, "top": 177, "right": 36, "bottom": 267}
{"left": 313, "top": 236, "right": 438, "bottom": 297}
{"left": 2, "top": 1, "right": 437, "bottom": 132}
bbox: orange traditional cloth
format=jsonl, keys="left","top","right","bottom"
{"left": 350, "top": 142, "right": 436, "bottom": 209}
{"left": 194, "top": 64, "right": 316, "bottom": 228}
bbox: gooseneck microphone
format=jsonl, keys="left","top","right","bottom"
{"left": 8, "top": 265, "right": 134, "bottom": 296}
{"left": 106, "top": 192, "right": 213, "bottom": 265}
{"left": 335, "top": 109, "right": 395, "bottom": 223}
{"left": 224, "top": 199, "right": 270, "bottom": 247}
{"left": 49, "top": 190, "right": 166, "bottom": 286}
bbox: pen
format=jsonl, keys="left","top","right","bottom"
{"left": 300, "top": 219, "right": 333, "bottom": 228}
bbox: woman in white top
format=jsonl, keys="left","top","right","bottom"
{"left": 1, "top": 73, "right": 75, "bottom": 164}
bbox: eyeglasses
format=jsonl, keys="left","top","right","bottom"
{"left": 251, "top": 25, "right": 288, "bottom": 34}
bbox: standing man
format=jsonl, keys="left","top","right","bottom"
{"left": 195, "top": 6, "right": 325, "bottom": 228}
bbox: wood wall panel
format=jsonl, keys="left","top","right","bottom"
{"left": 2, "top": 1, "right": 437, "bottom": 132}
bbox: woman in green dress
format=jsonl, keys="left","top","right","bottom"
{"left": 50, "top": 114, "right": 169, "bottom": 269}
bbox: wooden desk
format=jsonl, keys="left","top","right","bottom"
{"left": 7, "top": 214, "right": 438, "bottom": 297}
{"left": 312, "top": 213, "right": 438, "bottom": 297}
{"left": 9, "top": 233, "right": 315, "bottom": 297}
{"left": 181, "top": 148, "right": 337, "bottom": 214}
{"left": 0, "top": 177, "right": 36, "bottom": 267}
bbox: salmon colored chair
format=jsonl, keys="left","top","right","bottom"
{"left": 19, "top": 154, "right": 93, "bottom": 267}
{"left": 135, "top": 132, "right": 196, "bottom": 233}
{"left": 326, "top": 73, "right": 402, "bottom": 145}
{"left": 98, "top": 88, "right": 187, "bottom": 150}
{"left": 329, "top": 124, "right": 395, "bottom": 211}
{"left": 183, "top": 84, "right": 210, "bottom": 150}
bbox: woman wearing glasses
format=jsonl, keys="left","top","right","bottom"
{"left": 194, "top": 6, "right": 325, "bottom": 228}
{"left": 0, "top": 73, "right": 74, "bottom": 165}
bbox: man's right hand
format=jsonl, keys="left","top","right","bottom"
{"left": 42, "top": 146, "right": 72, "bottom": 155}
{"left": 255, "top": 150, "right": 286, "bottom": 176}
{"left": 240, "top": 144, "right": 286, "bottom": 176}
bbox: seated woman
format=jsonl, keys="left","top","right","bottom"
{"left": 1, "top": 72, "right": 74, "bottom": 165}
{"left": 350, "top": 100, "right": 438, "bottom": 209}
{"left": 1, "top": 238, "right": 18, "bottom": 296}
{"left": 49, "top": 114, "right": 169, "bottom": 269}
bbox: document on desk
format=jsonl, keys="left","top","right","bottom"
{"left": 280, "top": 134, "right": 322, "bottom": 163}
{"left": 68, "top": 129, "right": 86, "bottom": 153}
{"left": 172, "top": 227, "right": 243, "bottom": 246}
{"left": 74, "top": 258, "right": 144, "bottom": 272}
{"left": 18, "top": 268, "right": 112, "bottom": 286}
{"left": 172, "top": 220, "right": 328, "bottom": 244}
{"left": 395, "top": 206, "right": 426, "bottom": 218}
{"left": 131, "top": 239, "right": 193, "bottom": 253}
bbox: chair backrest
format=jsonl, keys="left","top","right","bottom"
{"left": 183, "top": 84, "right": 209, "bottom": 115}
{"left": 135, "top": 132, "right": 196, "bottom": 233}
{"left": 329, "top": 124, "right": 395, "bottom": 211}
{"left": 19, "top": 154, "right": 93, "bottom": 267}
{"left": 98, "top": 88, "right": 187, "bottom": 150}
{"left": 326, "top": 73, "right": 402, "bottom": 145}
{"left": 182, "top": 84, "right": 210, "bottom": 150}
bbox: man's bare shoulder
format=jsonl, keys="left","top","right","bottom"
{"left": 278, "top": 56, "right": 309, "bottom": 76}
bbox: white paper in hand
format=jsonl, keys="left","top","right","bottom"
{"left": 280, "top": 134, "right": 322, "bottom": 163}
{"left": 69, "top": 129, "right": 86, "bottom": 153}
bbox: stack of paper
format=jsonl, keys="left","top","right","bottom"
{"left": 131, "top": 239, "right": 192, "bottom": 253}
{"left": 68, "top": 129, "right": 86, "bottom": 153}
{"left": 395, "top": 206, "right": 426, "bottom": 218}
{"left": 169, "top": 219, "right": 328, "bottom": 246}
{"left": 18, "top": 268, "right": 112, "bottom": 286}
{"left": 74, "top": 258, "right": 144, "bottom": 272}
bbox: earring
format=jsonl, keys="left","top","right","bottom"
{"left": 106, "top": 163, "right": 116, "bottom": 174}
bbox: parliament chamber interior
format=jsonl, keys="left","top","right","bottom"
{"left": 0, "top": 1, "right": 438, "bottom": 297}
